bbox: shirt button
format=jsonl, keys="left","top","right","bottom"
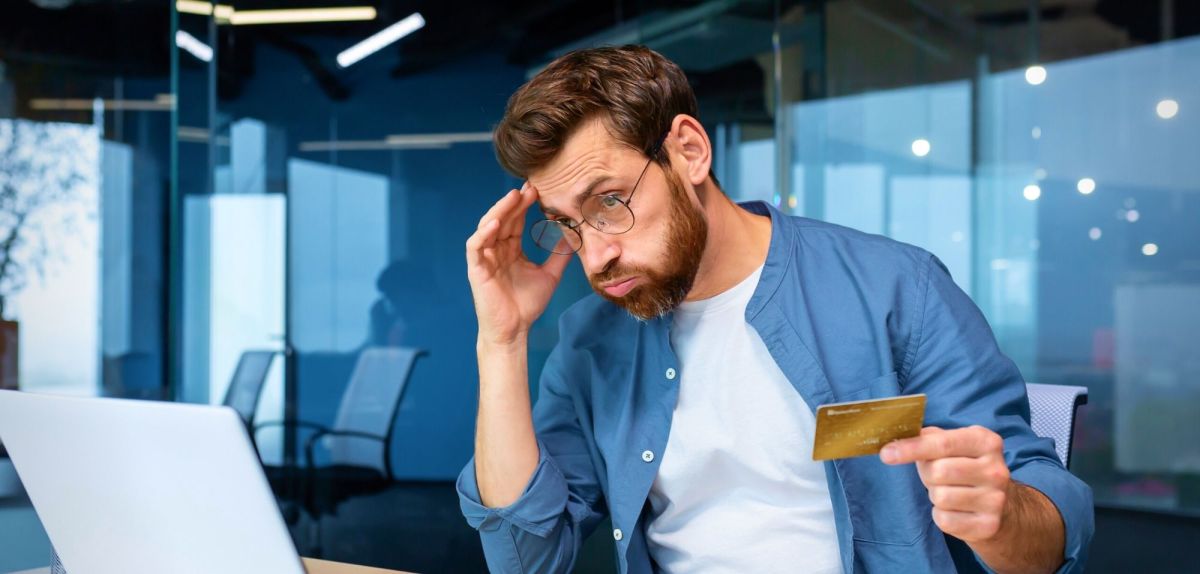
{"left": 641, "top": 450, "right": 654, "bottom": 463}
{"left": 665, "top": 368, "right": 677, "bottom": 380}
{"left": 613, "top": 528, "right": 624, "bottom": 541}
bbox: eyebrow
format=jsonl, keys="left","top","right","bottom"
{"left": 538, "top": 175, "right": 615, "bottom": 218}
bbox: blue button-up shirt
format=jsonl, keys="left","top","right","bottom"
{"left": 458, "top": 201, "right": 1093, "bottom": 573}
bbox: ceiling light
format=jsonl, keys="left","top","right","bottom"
{"left": 176, "top": 0, "right": 216, "bottom": 15}
{"left": 911, "top": 139, "right": 930, "bottom": 157}
{"left": 176, "top": 2, "right": 373, "bottom": 25}
{"left": 175, "top": 30, "right": 213, "bottom": 62}
{"left": 337, "top": 12, "right": 425, "bottom": 68}
{"left": 30, "top": 98, "right": 173, "bottom": 111}
{"left": 231, "top": 7, "right": 377, "bottom": 26}
{"left": 1025, "top": 65, "right": 1047, "bottom": 85}
{"left": 1157, "top": 99, "right": 1179, "bottom": 119}
{"left": 298, "top": 131, "right": 489, "bottom": 152}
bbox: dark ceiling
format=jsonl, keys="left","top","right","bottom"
{"left": 1, "top": 0, "right": 1198, "bottom": 108}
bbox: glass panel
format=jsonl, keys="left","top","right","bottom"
{"left": 980, "top": 37, "right": 1200, "bottom": 513}
{"left": 0, "top": 1, "right": 171, "bottom": 570}
{"left": 800, "top": 0, "right": 1200, "bottom": 518}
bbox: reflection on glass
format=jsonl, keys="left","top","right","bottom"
{"left": 784, "top": 32, "right": 1200, "bottom": 516}
{"left": 0, "top": 120, "right": 101, "bottom": 396}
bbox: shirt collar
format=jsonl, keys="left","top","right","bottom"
{"left": 738, "top": 200, "right": 795, "bottom": 322}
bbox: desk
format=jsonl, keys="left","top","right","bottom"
{"left": 302, "top": 558, "right": 415, "bottom": 574}
{"left": 11, "top": 557, "right": 414, "bottom": 574}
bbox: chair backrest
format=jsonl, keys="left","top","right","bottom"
{"left": 328, "top": 346, "right": 422, "bottom": 470}
{"left": 222, "top": 350, "right": 278, "bottom": 427}
{"left": 1025, "top": 383, "right": 1088, "bottom": 468}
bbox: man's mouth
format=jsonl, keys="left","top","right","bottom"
{"left": 601, "top": 277, "right": 639, "bottom": 297}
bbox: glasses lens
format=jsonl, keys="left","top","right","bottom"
{"left": 530, "top": 220, "right": 581, "bottom": 254}
{"left": 582, "top": 195, "right": 634, "bottom": 234}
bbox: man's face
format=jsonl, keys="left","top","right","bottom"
{"left": 530, "top": 119, "right": 708, "bottom": 320}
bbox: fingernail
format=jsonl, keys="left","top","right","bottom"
{"left": 880, "top": 446, "right": 897, "bottom": 464}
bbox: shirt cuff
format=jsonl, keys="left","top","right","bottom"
{"left": 974, "top": 459, "right": 1094, "bottom": 573}
{"left": 456, "top": 440, "right": 570, "bottom": 539}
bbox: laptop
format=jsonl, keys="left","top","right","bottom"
{"left": 0, "top": 389, "right": 306, "bottom": 574}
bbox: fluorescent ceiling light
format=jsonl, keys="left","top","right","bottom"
{"left": 300, "top": 140, "right": 451, "bottom": 152}
{"left": 177, "top": 126, "right": 231, "bottom": 146}
{"left": 385, "top": 132, "right": 492, "bottom": 145}
{"left": 231, "top": 7, "right": 376, "bottom": 26}
{"left": 176, "top": 0, "right": 216, "bottom": 15}
{"left": 176, "top": 1, "right": 232, "bottom": 20}
{"left": 299, "top": 131, "right": 491, "bottom": 152}
{"left": 176, "top": 2, "right": 372, "bottom": 25}
{"left": 175, "top": 30, "right": 213, "bottom": 62}
{"left": 337, "top": 12, "right": 425, "bottom": 68}
{"left": 30, "top": 98, "right": 174, "bottom": 112}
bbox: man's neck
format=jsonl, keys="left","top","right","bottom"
{"left": 684, "top": 183, "right": 772, "bottom": 302}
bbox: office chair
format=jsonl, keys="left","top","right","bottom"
{"left": 255, "top": 346, "right": 425, "bottom": 556}
{"left": 1025, "top": 383, "right": 1089, "bottom": 469}
{"left": 222, "top": 350, "right": 280, "bottom": 433}
{"left": 947, "top": 382, "right": 1090, "bottom": 572}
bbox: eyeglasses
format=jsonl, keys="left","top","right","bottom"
{"left": 529, "top": 136, "right": 665, "bottom": 255}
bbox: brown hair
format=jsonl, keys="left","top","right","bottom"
{"left": 493, "top": 45, "right": 698, "bottom": 178}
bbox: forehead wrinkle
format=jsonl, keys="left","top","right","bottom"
{"left": 534, "top": 152, "right": 616, "bottom": 215}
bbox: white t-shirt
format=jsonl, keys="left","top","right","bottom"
{"left": 646, "top": 265, "right": 841, "bottom": 574}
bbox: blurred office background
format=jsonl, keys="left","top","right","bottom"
{"left": 0, "top": 0, "right": 1197, "bottom": 572}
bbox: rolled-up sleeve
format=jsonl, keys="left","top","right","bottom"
{"left": 458, "top": 440, "right": 570, "bottom": 536}
{"left": 456, "top": 343, "right": 607, "bottom": 573}
{"left": 903, "top": 254, "right": 1094, "bottom": 573}
{"left": 1010, "top": 460, "right": 1094, "bottom": 573}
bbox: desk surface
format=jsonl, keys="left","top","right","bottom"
{"left": 11, "top": 557, "right": 415, "bottom": 574}
{"left": 302, "top": 557, "right": 415, "bottom": 573}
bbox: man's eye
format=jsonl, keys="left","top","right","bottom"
{"left": 599, "top": 194, "right": 623, "bottom": 208}
{"left": 555, "top": 217, "right": 578, "bottom": 227}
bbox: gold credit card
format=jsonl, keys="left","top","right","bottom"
{"left": 812, "top": 394, "right": 926, "bottom": 461}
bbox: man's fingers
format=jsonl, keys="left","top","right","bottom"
{"left": 466, "top": 219, "right": 502, "bottom": 269}
{"left": 928, "top": 485, "right": 1007, "bottom": 515}
{"left": 503, "top": 183, "right": 539, "bottom": 240}
{"left": 476, "top": 189, "right": 522, "bottom": 232}
{"left": 881, "top": 426, "right": 999, "bottom": 464}
{"left": 931, "top": 508, "right": 1002, "bottom": 542}
{"left": 922, "top": 456, "right": 1009, "bottom": 487}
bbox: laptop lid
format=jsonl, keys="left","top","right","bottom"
{"left": 0, "top": 390, "right": 305, "bottom": 574}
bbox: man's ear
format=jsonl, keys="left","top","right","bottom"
{"left": 667, "top": 114, "right": 712, "bottom": 187}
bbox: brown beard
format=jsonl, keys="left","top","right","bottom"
{"left": 589, "top": 163, "right": 708, "bottom": 320}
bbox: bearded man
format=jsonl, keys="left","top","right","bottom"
{"left": 458, "top": 45, "right": 1092, "bottom": 574}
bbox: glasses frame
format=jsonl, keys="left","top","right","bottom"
{"left": 530, "top": 133, "right": 668, "bottom": 255}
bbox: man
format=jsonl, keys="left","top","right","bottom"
{"left": 459, "top": 45, "right": 1092, "bottom": 573}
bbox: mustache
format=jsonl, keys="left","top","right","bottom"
{"left": 589, "top": 261, "right": 658, "bottom": 287}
